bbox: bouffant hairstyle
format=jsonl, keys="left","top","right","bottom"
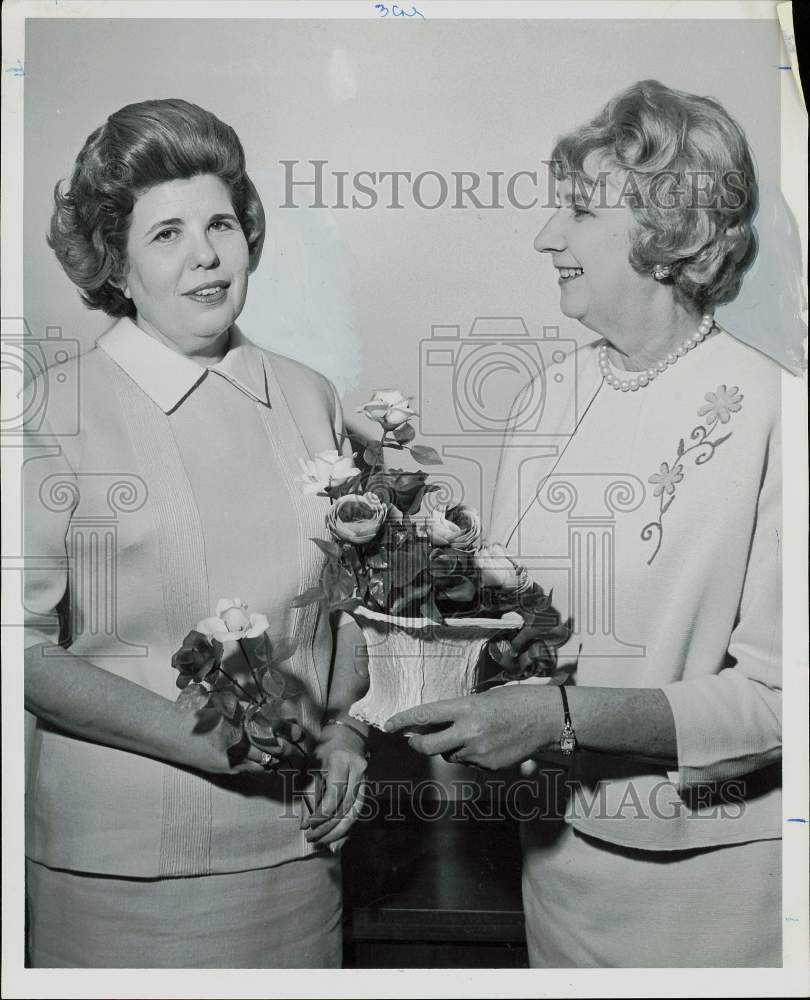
{"left": 550, "top": 80, "right": 758, "bottom": 310}
{"left": 48, "top": 99, "right": 265, "bottom": 318}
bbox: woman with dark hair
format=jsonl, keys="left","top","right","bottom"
{"left": 24, "top": 99, "right": 368, "bottom": 968}
{"left": 388, "top": 80, "right": 783, "bottom": 967}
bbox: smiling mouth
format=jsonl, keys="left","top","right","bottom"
{"left": 183, "top": 282, "right": 229, "bottom": 304}
{"left": 556, "top": 267, "right": 584, "bottom": 283}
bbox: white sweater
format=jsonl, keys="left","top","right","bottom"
{"left": 489, "top": 328, "right": 781, "bottom": 851}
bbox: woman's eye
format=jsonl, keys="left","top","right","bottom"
{"left": 153, "top": 228, "right": 178, "bottom": 243}
{"left": 572, "top": 205, "right": 591, "bottom": 219}
{"left": 209, "top": 219, "right": 234, "bottom": 232}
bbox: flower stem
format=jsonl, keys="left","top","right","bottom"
{"left": 238, "top": 639, "right": 263, "bottom": 698}
{"left": 214, "top": 664, "right": 259, "bottom": 706}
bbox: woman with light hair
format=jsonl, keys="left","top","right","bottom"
{"left": 389, "top": 80, "right": 783, "bottom": 967}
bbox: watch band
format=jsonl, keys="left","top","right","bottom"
{"left": 558, "top": 685, "right": 577, "bottom": 756}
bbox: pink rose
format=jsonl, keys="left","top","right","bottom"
{"left": 327, "top": 492, "right": 387, "bottom": 545}
{"left": 426, "top": 504, "right": 481, "bottom": 550}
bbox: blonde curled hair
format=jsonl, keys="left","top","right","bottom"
{"left": 550, "top": 80, "right": 758, "bottom": 309}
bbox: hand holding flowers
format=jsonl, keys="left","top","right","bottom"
{"left": 171, "top": 598, "right": 307, "bottom": 772}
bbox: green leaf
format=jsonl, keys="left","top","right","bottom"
{"left": 192, "top": 708, "right": 222, "bottom": 734}
{"left": 242, "top": 631, "right": 272, "bottom": 665}
{"left": 408, "top": 444, "right": 442, "bottom": 466}
{"left": 392, "top": 422, "right": 416, "bottom": 444}
{"left": 343, "top": 545, "right": 363, "bottom": 570}
{"left": 211, "top": 689, "right": 242, "bottom": 722}
{"left": 364, "top": 442, "right": 384, "bottom": 467}
{"left": 291, "top": 586, "right": 326, "bottom": 608}
{"left": 321, "top": 560, "right": 356, "bottom": 605}
{"left": 441, "top": 578, "right": 477, "bottom": 602}
{"left": 226, "top": 731, "right": 251, "bottom": 764}
{"left": 268, "top": 635, "right": 298, "bottom": 662}
{"left": 310, "top": 537, "right": 342, "bottom": 559}
{"left": 332, "top": 596, "right": 362, "bottom": 614}
{"left": 278, "top": 673, "right": 306, "bottom": 699}
{"left": 175, "top": 682, "right": 211, "bottom": 712}
{"left": 260, "top": 668, "right": 285, "bottom": 699}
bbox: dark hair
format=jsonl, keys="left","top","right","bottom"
{"left": 48, "top": 99, "right": 265, "bottom": 317}
{"left": 550, "top": 80, "right": 758, "bottom": 309}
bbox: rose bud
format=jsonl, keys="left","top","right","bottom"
{"left": 357, "top": 389, "right": 418, "bottom": 431}
{"left": 327, "top": 492, "right": 387, "bottom": 545}
{"left": 426, "top": 504, "right": 481, "bottom": 551}
{"left": 171, "top": 630, "right": 222, "bottom": 688}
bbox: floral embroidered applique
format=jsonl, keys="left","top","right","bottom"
{"left": 696, "top": 385, "right": 743, "bottom": 425}
{"left": 642, "top": 385, "right": 743, "bottom": 564}
{"left": 648, "top": 462, "right": 684, "bottom": 497}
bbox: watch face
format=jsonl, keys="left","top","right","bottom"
{"left": 560, "top": 722, "right": 576, "bottom": 755}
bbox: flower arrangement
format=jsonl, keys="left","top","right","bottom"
{"left": 171, "top": 598, "right": 306, "bottom": 767}
{"left": 292, "top": 389, "right": 571, "bottom": 688}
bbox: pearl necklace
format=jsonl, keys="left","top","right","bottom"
{"left": 598, "top": 313, "right": 715, "bottom": 392}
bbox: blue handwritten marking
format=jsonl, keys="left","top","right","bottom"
{"left": 778, "top": 65, "right": 792, "bottom": 70}
{"left": 785, "top": 917, "right": 800, "bottom": 922}
{"left": 374, "top": 3, "right": 425, "bottom": 18}
{"left": 787, "top": 816, "right": 807, "bottom": 823}
{"left": 5, "top": 59, "right": 24, "bottom": 77}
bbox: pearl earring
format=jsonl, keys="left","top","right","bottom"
{"left": 652, "top": 264, "right": 672, "bottom": 280}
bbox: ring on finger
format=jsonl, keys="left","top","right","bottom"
{"left": 260, "top": 751, "right": 276, "bottom": 771}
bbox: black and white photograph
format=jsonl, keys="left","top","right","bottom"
{"left": 1, "top": 1, "right": 808, "bottom": 996}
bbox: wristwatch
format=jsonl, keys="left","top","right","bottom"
{"left": 558, "top": 685, "right": 577, "bottom": 756}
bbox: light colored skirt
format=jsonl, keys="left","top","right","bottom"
{"left": 521, "top": 822, "right": 781, "bottom": 968}
{"left": 26, "top": 853, "right": 342, "bottom": 968}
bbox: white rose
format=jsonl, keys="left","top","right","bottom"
{"left": 197, "top": 598, "right": 270, "bottom": 641}
{"left": 475, "top": 543, "right": 532, "bottom": 592}
{"left": 297, "top": 449, "right": 361, "bottom": 495}
{"left": 357, "top": 389, "right": 418, "bottom": 431}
